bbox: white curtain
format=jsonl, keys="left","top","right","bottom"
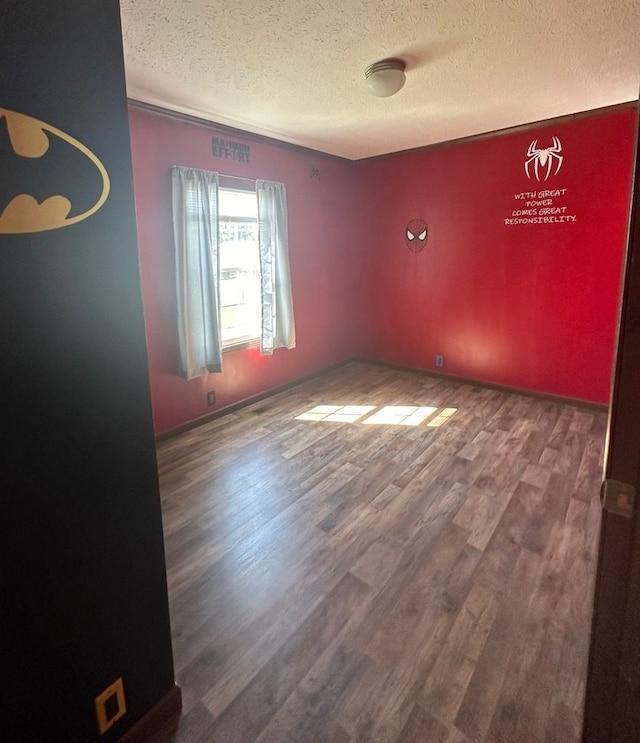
{"left": 257, "top": 179, "right": 296, "bottom": 354}
{"left": 171, "top": 166, "right": 222, "bottom": 379}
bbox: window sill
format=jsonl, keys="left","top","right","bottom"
{"left": 222, "top": 337, "right": 260, "bottom": 353}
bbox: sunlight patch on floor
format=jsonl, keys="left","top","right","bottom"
{"left": 295, "top": 404, "right": 457, "bottom": 427}
{"left": 427, "top": 407, "right": 458, "bottom": 427}
{"left": 362, "top": 406, "right": 438, "bottom": 426}
{"left": 295, "top": 405, "right": 376, "bottom": 423}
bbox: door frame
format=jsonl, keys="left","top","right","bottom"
{"left": 583, "top": 101, "right": 640, "bottom": 742}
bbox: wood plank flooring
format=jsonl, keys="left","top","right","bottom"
{"left": 156, "top": 361, "right": 606, "bottom": 743}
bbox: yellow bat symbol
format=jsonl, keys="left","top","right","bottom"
{"left": 0, "top": 108, "right": 110, "bottom": 234}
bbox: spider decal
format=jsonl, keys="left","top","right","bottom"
{"left": 524, "top": 137, "right": 563, "bottom": 182}
{"left": 406, "top": 219, "right": 428, "bottom": 252}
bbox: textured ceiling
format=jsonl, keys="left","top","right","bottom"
{"left": 120, "top": 0, "right": 640, "bottom": 160}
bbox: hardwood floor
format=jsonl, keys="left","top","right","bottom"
{"left": 156, "top": 361, "right": 606, "bottom": 743}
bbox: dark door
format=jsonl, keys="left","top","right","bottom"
{"left": 584, "top": 103, "right": 640, "bottom": 742}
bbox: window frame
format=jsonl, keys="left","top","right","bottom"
{"left": 217, "top": 182, "right": 261, "bottom": 352}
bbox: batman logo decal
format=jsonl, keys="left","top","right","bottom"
{"left": 0, "top": 108, "right": 110, "bottom": 234}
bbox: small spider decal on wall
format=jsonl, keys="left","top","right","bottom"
{"left": 406, "top": 219, "right": 428, "bottom": 252}
{"left": 524, "top": 137, "right": 563, "bottom": 182}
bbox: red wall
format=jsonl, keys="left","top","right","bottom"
{"left": 131, "top": 106, "right": 636, "bottom": 434}
{"left": 355, "top": 108, "right": 637, "bottom": 404}
{"left": 129, "top": 107, "right": 360, "bottom": 434}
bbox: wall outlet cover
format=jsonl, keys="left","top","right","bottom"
{"left": 95, "top": 677, "right": 126, "bottom": 735}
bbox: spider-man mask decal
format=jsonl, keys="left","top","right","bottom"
{"left": 406, "top": 219, "right": 428, "bottom": 252}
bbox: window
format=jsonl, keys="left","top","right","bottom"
{"left": 172, "top": 166, "right": 295, "bottom": 379}
{"left": 218, "top": 187, "right": 261, "bottom": 348}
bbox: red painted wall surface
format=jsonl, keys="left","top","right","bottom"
{"left": 129, "top": 107, "right": 360, "bottom": 433}
{"left": 355, "top": 108, "right": 637, "bottom": 403}
{"left": 131, "top": 106, "right": 636, "bottom": 433}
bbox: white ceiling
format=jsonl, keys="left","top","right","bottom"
{"left": 120, "top": 0, "right": 640, "bottom": 160}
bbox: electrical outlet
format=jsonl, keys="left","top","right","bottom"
{"left": 95, "top": 677, "right": 126, "bottom": 735}
{"left": 435, "top": 354, "right": 444, "bottom": 368}
{"left": 207, "top": 391, "right": 216, "bottom": 406}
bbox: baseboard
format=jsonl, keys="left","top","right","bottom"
{"left": 117, "top": 685, "right": 182, "bottom": 743}
{"left": 155, "top": 359, "right": 351, "bottom": 441}
{"left": 156, "top": 356, "right": 609, "bottom": 442}
{"left": 354, "top": 357, "right": 610, "bottom": 413}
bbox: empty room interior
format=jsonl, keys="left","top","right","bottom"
{"left": 132, "top": 104, "right": 637, "bottom": 740}
{"left": 4, "top": 1, "right": 640, "bottom": 743}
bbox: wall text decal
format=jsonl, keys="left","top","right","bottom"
{"left": 504, "top": 188, "right": 577, "bottom": 226}
{"left": 504, "top": 137, "right": 576, "bottom": 226}
{"left": 212, "top": 137, "right": 250, "bottom": 163}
